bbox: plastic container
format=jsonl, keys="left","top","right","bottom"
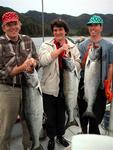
{"left": 72, "top": 134, "right": 113, "bottom": 150}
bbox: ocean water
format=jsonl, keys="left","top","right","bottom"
{"left": 32, "top": 36, "right": 113, "bottom": 50}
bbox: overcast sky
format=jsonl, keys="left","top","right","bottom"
{"left": 0, "top": 0, "right": 113, "bottom": 16}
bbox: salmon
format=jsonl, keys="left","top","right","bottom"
{"left": 83, "top": 45, "right": 102, "bottom": 118}
{"left": 21, "top": 69, "right": 43, "bottom": 149}
{"left": 62, "top": 52, "right": 80, "bottom": 128}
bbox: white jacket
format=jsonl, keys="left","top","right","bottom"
{"left": 39, "top": 38, "right": 81, "bottom": 97}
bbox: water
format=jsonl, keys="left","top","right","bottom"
{"left": 32, "top": 36, "right": 113, "bottom": 50}
{"left": 32, "top": 36, "right": 53, "bottom": 49}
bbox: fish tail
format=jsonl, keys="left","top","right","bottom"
{"left": 65, "top": 119, "right": 79, "bottom": 129}
{"left": 82, "top": 111, "right": 96, "bottom": 120}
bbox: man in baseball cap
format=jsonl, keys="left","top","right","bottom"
{"left": 2, "top": 11, "right": 21, "bottom": 41}
{"left": 86, "top": 15, "right": 104, "bottom": 38}
{"left": 77, "top": 14, "right": 113, "bottom": 135}
{"left": 0, "top": 11, "right": 44, "bottom": 150}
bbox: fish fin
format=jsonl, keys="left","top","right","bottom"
{"left": 62, "top": 56, "right": 75, "bottom": 72}
{"left": 36, "top": 85, "right": 42, "bottom": 96}
{"left": 82, "top": 111, "right": 96, "bottom": 120}
{"left": 86, "top": 59, "right": 90, "bottom": 67}
{"left": 39, "top": 128, "right": 47, "bottom": 140}
{"left": 74, "top": 68, "right": 79, "bottom": 80}
{"left": 38, "top": 87, "right": 42, "bottom": 96}
{"left": 65, "top": 119, "right": 79, "bottom": 129}
{"left": 68, "top": 51, "right": 72, "bottom": 57}
{"left": 74, "top": 70, "right": 77, "bottom": 76}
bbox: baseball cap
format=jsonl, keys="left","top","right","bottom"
{"left": 2, "top": 11, "right": 19, "bottom": 25}
{"left": 87, "top": 15, "right": 104, "bottom": 25}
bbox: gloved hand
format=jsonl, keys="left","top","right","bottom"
{"left": 104, "top": 80, "right": 113, "bottom": 102}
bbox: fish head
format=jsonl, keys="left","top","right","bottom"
{"left": 23, "top": 69, "right": 39, "bottom": 87}
{"left": 62, "top": 56, "right": 75, "bottom": 72}
{"left": 89, "top": 44, "right": 102, "bottom": 61}
{"left": 62, "top": 51, "right": 75, "bottom": 72}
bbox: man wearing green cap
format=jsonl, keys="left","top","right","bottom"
{"left": 77, "top": 15, "right": 113, "bottom": 134}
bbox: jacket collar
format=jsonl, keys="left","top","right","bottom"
{"left": 45, "top": 38, "right": 75, "bottom": 48}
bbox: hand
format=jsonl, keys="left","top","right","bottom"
{"left": 60, "top": 44, "right": 70, "bottom": 56}
{"left": 28, "top": 58, "right": 37, "bottom": 68}
{"left": 104, "top": 80, "right": 113, "bottom": 102}
{"left": 105, "top": 90, "right": 113, "bottom": 102}
{"left": 22, "top": 58, "right": 37, "bottom": 72}
{"left": 61, "top": 43, "right": 70, "bottom": 51}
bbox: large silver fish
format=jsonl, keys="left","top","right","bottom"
{"left": 62, "top": 52, "right": 80, "bottom": 128}
{"left": 83, "top": 45, "right": 102, "bottom": 118}
{"left": 21, "top": 69, "right": 43, "bottom": 150}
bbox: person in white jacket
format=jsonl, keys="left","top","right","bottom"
{"left": 39, "top": 18, "right": 81, "bottom": 150}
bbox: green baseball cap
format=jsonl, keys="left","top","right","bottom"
{"left": 87, "top": 15, "right": 104, "bottom": 25}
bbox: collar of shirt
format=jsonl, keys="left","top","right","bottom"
{"left": 4, "top": 33, "right": 22, "bottom": 43}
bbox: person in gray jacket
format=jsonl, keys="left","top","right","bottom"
{"left": 39, "top": 18, "right": 81, "bottom": 150}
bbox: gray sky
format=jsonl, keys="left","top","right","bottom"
{"left": 0, "top": 0, "right": 113, "bottom": 16}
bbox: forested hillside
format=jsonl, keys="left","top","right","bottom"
{"left": 0, "top": 6, "right": 113, "bottom": 37}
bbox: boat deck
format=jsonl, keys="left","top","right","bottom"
{"left": 10, "top": 117, "right": 107, "bottom": 150}
{"left": 10, "top": 122, "right": 81, "bottom": 150}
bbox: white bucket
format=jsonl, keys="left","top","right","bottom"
{"left": 72, "top": 134, "right": 113, "bottom": 150}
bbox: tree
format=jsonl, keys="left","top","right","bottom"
{"left": 76, "top": 26, "right": 89, "bottom": 36}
